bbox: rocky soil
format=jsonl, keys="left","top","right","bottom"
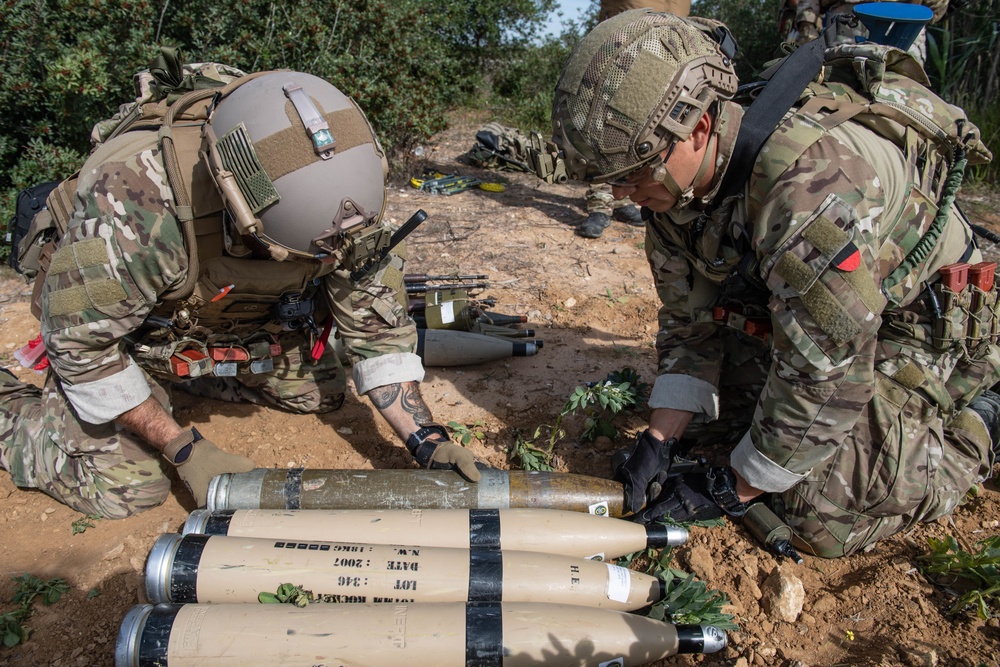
{"left": 1, "top": 111, "right": 998, "bottom": 666}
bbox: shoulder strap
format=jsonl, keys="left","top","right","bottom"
{"left": 710, "top": 18, "right": 848, "bottom": 210}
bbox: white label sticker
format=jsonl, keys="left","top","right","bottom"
{"left": 588, "top": 501, "right": 609, "bottom": 517}
{"left": 440, "top": 300, "right": 456, "bottom": 324}
{"left": 605, "top": 563, "right": 631, "bottom": 603}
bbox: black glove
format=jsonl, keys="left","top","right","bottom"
{"left": 612, "top": 430, "right": 677, "bottom": 514}
{"left": 630, "top": 467, "right": 748, "bottom": 525}
{"left": 406, "top": 424, "right": 482, "bottom": 482}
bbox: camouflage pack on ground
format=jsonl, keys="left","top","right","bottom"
{"left": 466, "top": 122, "right": 534, "bottom": 172}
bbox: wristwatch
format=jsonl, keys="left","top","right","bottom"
{"left": 163, "top": 426, "right": 203, "bottom": 466}
{"left": 405, "top": 424, "right": 450, "bottom": 468}
{"left": 706, "top": 467, "right": 749, "bottom": 517}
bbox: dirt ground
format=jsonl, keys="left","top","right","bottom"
{"left": 1, "top": 111, "right": 999, "bottom": 667}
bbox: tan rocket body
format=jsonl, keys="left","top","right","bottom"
{"left": 183, "top": 507, "right": 688, "bottom": 561}
{"left": 146, "top": 534, "right": 663, "bottom": 611}
{"left": 116, "top": 602, "right": 727, "bottom": 667}
{"left": 208, "top": 468, "right": 626, "bottom": 517}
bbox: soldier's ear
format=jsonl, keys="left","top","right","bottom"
{"left": 689, "top": 112, "right": 715, "bottom": 152}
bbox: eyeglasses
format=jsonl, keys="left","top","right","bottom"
{"left": 604, "top": 142, "right": 676, "bottom": 188}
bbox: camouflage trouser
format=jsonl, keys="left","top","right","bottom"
{"left": 0, "top": 332, "right": 346, "bottom": 518}
{"left": 585, "top": 183, "right": 636, "bottom": 216}
{"left": 685, "top": 349, "right": 993, "bottom": 558}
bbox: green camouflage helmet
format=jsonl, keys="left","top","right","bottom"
{"left": 205, "top": 72, "right": 388, "bottom": 259}
{"left": 552, "top": 9, "right": 739, "bottom": 183}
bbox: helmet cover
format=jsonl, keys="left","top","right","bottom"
{"left": 552, "top": 9, "right": 738, "bottom": 182}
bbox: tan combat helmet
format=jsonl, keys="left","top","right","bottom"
{"left": 204, "top": 71, "right": 388, "bottom": 260}
{"left": 551, "top": 9, "right": 739, "bottom": 199}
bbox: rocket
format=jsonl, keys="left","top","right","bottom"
{"left": 183, "top": 507, "right": 688, "bottom": 561}
{"left": 116, "top": 602, "right": 727, "bottom": 667}
{"left": 145, "top": 533, "right": 664, "bottom": 611}
{"left": 417, "top": 328, "right": 541, "bottom": 366}
{"left": 207, "top": 468, "right": 627, "bottom": 517}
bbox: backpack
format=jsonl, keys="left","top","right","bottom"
{"left": 13, "top": 47, "right": 250, "bottom": 319}
{"left": 716, "top": 36, "right": 990, "bottom": 307}
{"left": 467, "top": 122, "right": 535, "bottom": 172}
{"left": 6, "top": 180, "right": 60, "bottom": 274}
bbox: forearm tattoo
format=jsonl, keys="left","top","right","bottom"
{"left": 401, "top": 383, "right": 433, "bottom": 425}
{"left": 369, "top": 384, "right": 401, "bottom": 409}
{"left": 368, "top": 383, "right": 433, "bottom": 425}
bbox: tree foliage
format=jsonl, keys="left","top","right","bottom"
{"left": 0, "top": 0, "right": 554, "bottom": 217}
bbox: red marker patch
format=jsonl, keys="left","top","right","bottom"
{"left": 833, "top": 242, "right": 861, "bottom": 272}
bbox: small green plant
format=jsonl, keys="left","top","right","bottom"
{"left": 2, "top": 574, "right": 69, "bottom": 648}
{"left": 508, "top": 367, "right": 650, "bottom": 471}
{"left": 509, "top": 427, "right": 556, "bottom": 472}
{"left": 564, "top": 367, "right": 649, "bottom": 442}
{"left": 447, "top": 420, "right": 485, "bottom": 446}
{"left": 618, "top": 544, "right": 737, "bottom": 631}
{"left": 71, "top": 514, "right": 102, "bottom": 536}
{"left": 918, "top": 535, "right": 1000, "bottom": 619}
{"left": 258, "top": 583, "right": 313, "bottom": 608}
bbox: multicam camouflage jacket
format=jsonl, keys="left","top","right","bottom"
{"left": 646, "top": 76, "right": 997, "bottom": 493}
{"left": 39, "top": 131, "right": 419, "bottom": 425}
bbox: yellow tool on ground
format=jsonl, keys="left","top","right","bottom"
{"left": 410, "top": 170, "right": 506, "bottom": 195}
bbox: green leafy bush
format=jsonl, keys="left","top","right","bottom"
{"left": 0, "top": 0, "right": 555, "bottom": 253}
{"left": 919, "top": 534, "right": 1000, "bottom": 619}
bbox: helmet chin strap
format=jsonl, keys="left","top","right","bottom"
{"left": 650, "top": 133, "right": 718, "bottom": 210}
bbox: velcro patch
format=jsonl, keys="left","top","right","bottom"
{"left": 47, "top": 279, "right": 128, "bottom": 317}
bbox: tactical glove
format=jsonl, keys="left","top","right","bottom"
{"left": 406, "top": 424, "right": 482, "bottom": 482}
{"left": 630, "top": 467, "right": 748, "bottom": 525}
{"left": 612, "top": 430, "right": 677, "bottom": 514}
{"left": 163, "top": 427, "right": 255, "bottom": 507}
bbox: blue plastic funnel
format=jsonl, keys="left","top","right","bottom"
{"left": 853, "top": 3, "right": 933, "bottom": 50}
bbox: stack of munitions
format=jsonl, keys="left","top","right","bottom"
{"left": 115, "top": 470, "right": 728, "bottom": 667}
{"left": 404, "top": 276, "right": 543, "bottom": 365}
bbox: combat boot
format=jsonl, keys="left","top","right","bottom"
{"left": 577, "top": 212, "right": 611, "bottom": 238}
{"left": 613, "top": 205, "right": 644, "bottom": 226}
{"left": 968, "top": 389, "right": 1000, "bottom": 463}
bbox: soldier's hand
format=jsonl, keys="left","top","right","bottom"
{"left": 630, "top": 467, "right": 747, "bottom": 525}
{"left": 612, "top": 430, "right": 676, "bottom": 514}
{"left": 406, "top": 424, "right": 482, "bottom": 482}
{"left": 428, "top": 442, "right": 483, "bottom": 482}
{"left": 163, "top": 427, "right": 255, "bottom": 507}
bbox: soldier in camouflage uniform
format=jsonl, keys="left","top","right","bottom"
{"left": 794, "top": 0, "right": 949, "bottom": 66}
{"left": 551, "top": 10, "right": 998, "bottom": 557}
{"left": 578, "top": 0, "right": 693, "bottom": 238}
{"left": 0, "top": 71, "right": 480, "bottom": 519}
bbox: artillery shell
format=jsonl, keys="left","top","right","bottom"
{"left": 207, "top": 468, "right": 626, "bottom": 517}
{"left": 184, "top": 507, "right": 686, "bottom": 561}
{"left": 115, "top": 602, "right": 727, "bottom": 667}
{"left": 417, "top": 328, "right": 540, "bottom": 366}
{"left": 146, "top": 533, "right": 663, "bottom": 611}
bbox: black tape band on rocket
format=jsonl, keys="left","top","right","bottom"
{"left": 675, "top": 624, "right": 706, "bottom": 653}
{"left": 138, "top": 604, "right": 180, "bottom": 667}
{"left": 468, "top": 549, "right": 503, "bottom": 602}
{"left": 466, "top": 602, "right": 503, "bottom": 667}
{"left": 468, "top": 509, "right": 502, "bottom": 549}
{"left": 204, "top": 509, "right": 236, "bottom": 536}
{"left": 284, "top": 468, "right": 304, "bottom": 510}
{"left": 170, "top": 535, "right": 210, "bottom": 603}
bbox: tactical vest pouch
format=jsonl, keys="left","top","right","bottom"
{"left": 21, "top": 176, "right": 80, "bottom": 319}
{"left": 178, "top": 255, "right": 326, "bottom": 331}
{"left": 931, "top": 283, "right": 971, "bottom": 351}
